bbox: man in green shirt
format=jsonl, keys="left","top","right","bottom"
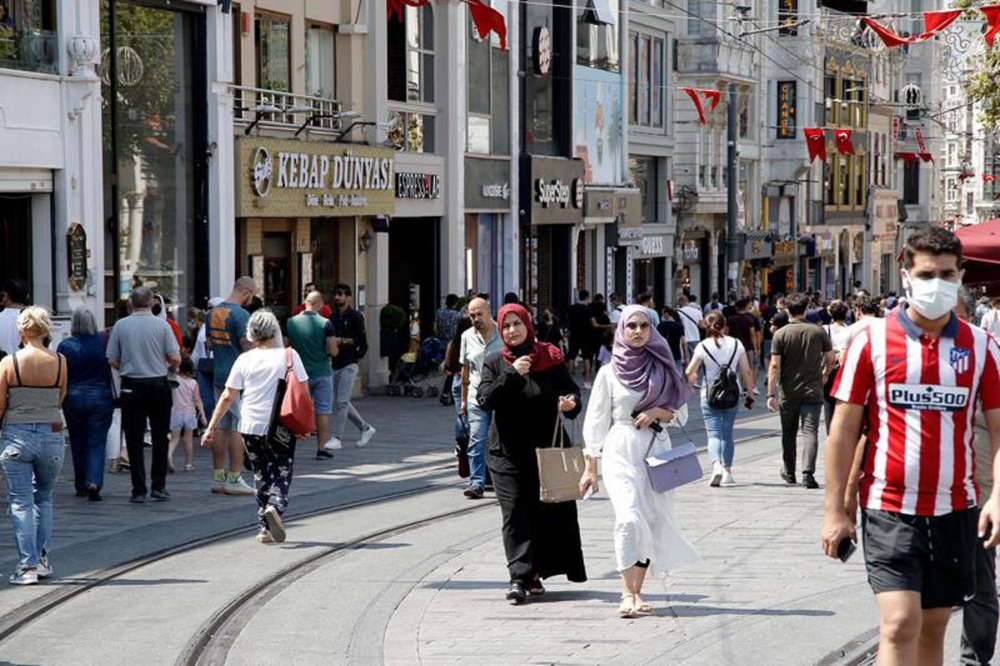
{"left": 287, "top": 291, "right": 339, "bottom": 460}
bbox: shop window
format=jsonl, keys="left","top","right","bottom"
{"left": 630, "top": 156, "right": 658, "bottom": 224}
{"left": 824, "top": 65, "right": 838, "bottom": 126}
{"left": 576, "top": 0, "right": 619, "bottom": 71}
{"left": 629, "top": 32, "right": 663, "bottom": 129}
{"left": 387, "top": 5, "right": 434, "bottom": 104}
{"left": 386, "top": 109, "right": 436, "bottom": 153}
{"left": 256, "top": 13, "right": 291, "bottom": 92}
{"left": 0, "top": 0, "right": 57, "bottom": 74}
{"left": 305, "top": 24, "right": 336, "bottom": 99}
{"left": 466, "top": 3, "right": 510, "bottom": 156}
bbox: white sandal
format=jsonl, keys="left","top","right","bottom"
{"left": 618, "top": 594, "right": 638, "bottom": 619}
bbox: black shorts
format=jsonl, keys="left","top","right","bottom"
{"left": 861, "top": 507, "right": 979, "bottom": 609}
{"left": 567, "top": 335, "right": 593, "bottom": 362}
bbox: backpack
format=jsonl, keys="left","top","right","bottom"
{"left": 702, "top": 341, "right": 740, "bottom": 410}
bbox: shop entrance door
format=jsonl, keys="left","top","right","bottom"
{"left": 263, "top": 233, "right": 293, "bottom": 322}
{"left": 0, "top": 196, "right": 31, "bottom": 294}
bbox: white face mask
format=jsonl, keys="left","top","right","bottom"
{"left": 902, "top": 271, "right": 961, "bottom": 321}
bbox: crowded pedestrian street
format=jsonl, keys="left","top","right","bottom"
{"left": 7, "top": 0, "right": 1000, "bottom": 664}
{"left": 0, "top": 394, "right": 896, "bottom": 665}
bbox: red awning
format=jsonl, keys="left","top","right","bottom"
{"left": 957, "top": 219, "right": 1000, "bottom": 290}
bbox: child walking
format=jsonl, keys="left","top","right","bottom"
{"left": 169, "top": 355, "right": 205, "bottom": 472}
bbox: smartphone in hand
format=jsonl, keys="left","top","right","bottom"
{"left": 837, "top": 537, "right": 857, "bottom": 563}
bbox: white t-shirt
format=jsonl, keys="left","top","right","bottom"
{"left": 609, "top": 305, "right": 623, "bottom": 324}
{"left": 694, "top": 336, "right": 745, "bottom": 401}
{"left": 0, "top": 308, "right": 20, "bottom": 356}
{"left": 824, "top": 322, "right": 852, "bottom": 354}
{"left": 982, "top": 310, "right": 1000, "bottom": 339}
{"left": 226, "top": 346, "right": 309, "bottom": 436}
{"left": 677, "top": 304, "right": 704, "bottom": 344}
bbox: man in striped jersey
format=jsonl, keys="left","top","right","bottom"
{"left": 822, "top": 227, "right": 1000, "bottom": 666}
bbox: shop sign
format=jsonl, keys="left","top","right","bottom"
{"left": 481, "top": 182, "right": 510, "bottom": 200}
{"left": 395, "top": 172, "right": 440, "bottom": 199}
{"left": 777, "top": 81, "right": 796, "bottom": 139}
{"left": 525, "top": 156, "right": 585, "bottom": 225}
{"left": 465, "top": 157, "right": 512, "bottom": 209}
{"left": 584, "top": 190, "right": 616, "bottom": 218}
{"left": 638, "top": 235, "right": 668, "bottom": 257}
{"left": 743, "top": 235, "right": 772, "bottom": 260}
{"left": 67, "top": 222, "right": 87, "bottom": 292}
{"left": 774, "top": 239, "right": 796, "bottom": 257}
{"left": 682, "top": 239, "right": 700, "bottom": 262}
{"left": 871, "top": 188, "right": 898, "bottom": 240}
{"left": 236, "top": 138, "right": 395, "bottom": 218}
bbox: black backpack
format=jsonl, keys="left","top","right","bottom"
{"left": 703, "top": 342, "right": 740, "bottom": 410}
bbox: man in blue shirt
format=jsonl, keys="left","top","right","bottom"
{"left": 206, "top": 276, "right": 256, "bottom": 495}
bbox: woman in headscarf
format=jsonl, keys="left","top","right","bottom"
{"left": 478, "top": 303, "right": 587, "bottom": 604}
{"left": 580, "top": 305, "right": 700, "bottom": 618}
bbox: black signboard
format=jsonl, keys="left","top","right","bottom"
{"left": 521, "top": 156, "right": 585, "bottom": 225}
{"left": 778, "top": 0, "right": 798, "bottom": 35}
{"left": 777, "top": 81, "right": 796, "bottom": 139}
{"left": 67, "top": 222, "right": 87, "bottom": 292}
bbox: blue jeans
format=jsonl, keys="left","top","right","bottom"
{"left": 466, "top": 403, "right": 491, "bottom": 490}
{"left": 702, "top": 399, "right": 738, "bottom": 467}
{"left": 332, "top": 364, "right": 364, "bottom": 439}
{"left": 197, "top": 370, "right": 216, "bottom": 420}
{"left": 0, "top": 424, "right": 65, "bottom": 569}
{"left": 62, "top": 393, "right": 113, "bottom": 491}
{"left": 451, "top": 375, "right": 465, "bottom": 440}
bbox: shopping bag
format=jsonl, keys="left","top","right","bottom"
{"left": 279, "top": 348, "right": 316, "bottom": 438}
{"left": 536, "top": 407, "right": 585, "bottom": 503}
{"left": 644, "top": 429, "right": 703, "bottom": 493}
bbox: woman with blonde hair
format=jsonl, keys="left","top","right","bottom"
{"left": 0, "top": 306, "right": 68, "bottom": 585}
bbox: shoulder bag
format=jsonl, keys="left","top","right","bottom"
{"left": 643, "top": 422, "right": 703, "bottom": 493}
{"left": 279, "top": 348, "right": 316, "bottom": 438}
{"left": 536, "top": 406, "right": 586, "bottom": 503}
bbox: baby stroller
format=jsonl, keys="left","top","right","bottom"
{"left": 387, "top": 336, "right": 446, "bottom": 397}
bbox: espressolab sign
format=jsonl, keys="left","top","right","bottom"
{"left": 236, "top": 138, "right": 396, "bottom": 218}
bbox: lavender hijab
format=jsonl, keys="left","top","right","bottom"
{"left": 612, "top": 305, "right": 692, "bottom": 412}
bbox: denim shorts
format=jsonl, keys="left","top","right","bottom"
{"left": 213, "top": 385, "right": 241, "bottom": 431}
{"left": 170, "top": 412, "right": 198, "bottom": 432}
{"left": 308, "top": 375, "right": 334, "bottom": 415}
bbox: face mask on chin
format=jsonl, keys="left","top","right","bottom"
{"left": 903, "top": 271, "right": 961, "bottom": 321}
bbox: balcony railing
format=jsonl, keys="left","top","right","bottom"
{"left": 0, "top": 28, "right": 57, "bottom": 74}
{"left": 231, "top": 85, "right": 344, "bottom": 136}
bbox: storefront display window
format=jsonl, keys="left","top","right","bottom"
{"left": 0, "top": 0, "right": 56, "bottom": 74}
{"left": 101, "top": 0, "right": 206, "bottom": 319}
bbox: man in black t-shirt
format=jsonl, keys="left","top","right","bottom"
{"left": 727, "top": 299, "right": 762, "bottom": 389}
{"left": 566, "top": 290, "right": 596, "bottom": 387}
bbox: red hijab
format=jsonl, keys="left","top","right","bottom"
{"left": 497, "top": 304, "right": 564, "bottom": 373}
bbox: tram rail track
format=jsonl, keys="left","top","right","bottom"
{"left": 0, "top": 410, "right": 782, "bottom": 659}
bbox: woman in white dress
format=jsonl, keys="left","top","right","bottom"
{"left": 579, "top": 305, "right": 700, "bottom": 619}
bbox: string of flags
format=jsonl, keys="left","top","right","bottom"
{"left": 387, "top": 0, "right": 507, "bottom": 50}
{"left": 803, "top": 128, "right": 857, "bottom": 162}
{"left": 681, "top": 88, "right": 722, "bottom": 125}
{"left": 863, "top": 6, "right": 1000, "bottom": 49}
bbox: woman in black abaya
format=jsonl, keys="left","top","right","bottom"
{"left": 477, "top": 303, "right": 586, "bottom": 604}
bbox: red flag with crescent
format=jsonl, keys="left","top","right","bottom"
{"left": 982, "top": 5, "right": 1000, "bottom": 47}
{"left": 682, "top": 87, "right": 721, "bottom": 125}
{"left": 803, "top": 128, "right": 826, "bottom": 163}
{"left": 863, "top": 10, "right": 961, "bottom": 49}
{"left": 834, "top": 129, "right": 855, "bottom": 156}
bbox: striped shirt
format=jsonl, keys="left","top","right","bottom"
{"left": 833, "top": 307, "right": 1000, "bottom": 516}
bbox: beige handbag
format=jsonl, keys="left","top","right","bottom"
{"left": 536, "top": 407, "right": 586, "bottom": 503}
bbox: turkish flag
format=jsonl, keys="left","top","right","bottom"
{"left": 467, "top": 0, "right": 507, "bottom": 50}
{"left": 387, "top": 0, "right": 431, "bottom": 22}
{"left": 985, "top": 175, "right": 998, "bottom": 182}
{"left": 682, "top": 88, "right": 721, "bottom": 125}
{"left": 982, "top": 5, "right": 1000, "bottom": 47}
{"left": 863, "top": 10, "right": 961, "bottom": 49}
{"left": 834, "top": 129, "right": 855, "bottom": 155}
{"left": 803, "top": 128, "right": 826, "bottom": 163}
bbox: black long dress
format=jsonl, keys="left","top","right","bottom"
{"left": 477, "top": 352, "right": 587, "bottom": 586}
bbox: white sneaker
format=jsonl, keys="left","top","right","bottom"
{"left": 9, "top": 567, "right": 38, "bottom": 585}
{"left": 264, "top": 505, "right": 286, "bottom": 543}
{"left": 357, "top": 426, "right": 376, "bottom": 448}
{"left": 722, "top": 470, "right": 736, "bottom": 486}
{"left": 324, "top": 438, "right": 343, "bottom": 451}
{"left": 224, "top": 476, "right": 255, "bottom": 496}
{"left": 710, "top": 461, "right": 723, "bottom": 487}
{"left": 36, "top": 557, "right": 52, "bottom": 579}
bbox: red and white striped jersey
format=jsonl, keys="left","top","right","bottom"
{"left": 833, "top": 307, "right": 1000, "bottom": 516}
